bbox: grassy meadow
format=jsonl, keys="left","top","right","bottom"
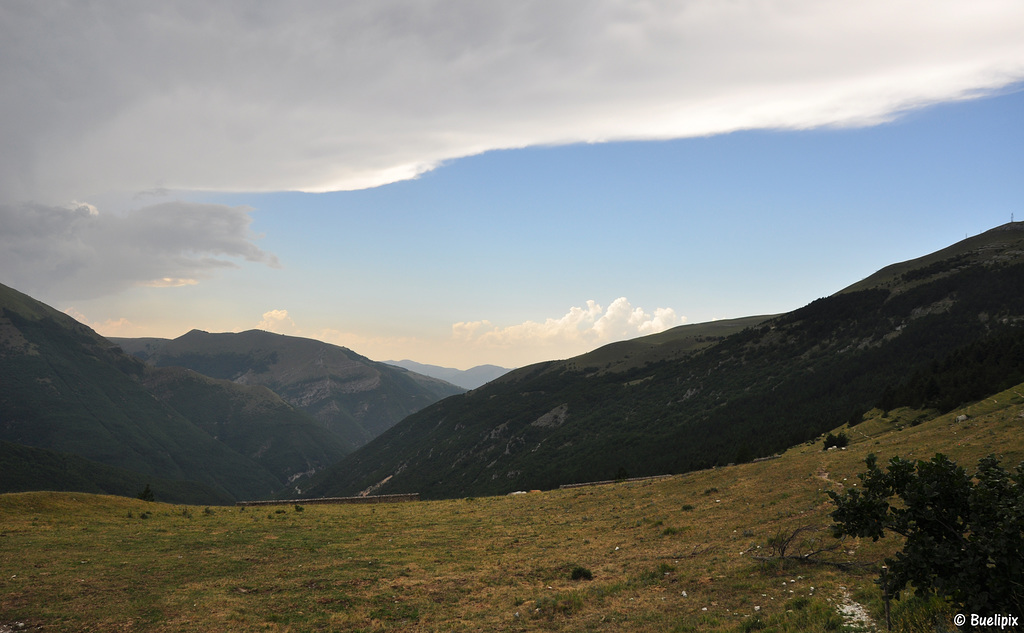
{"left": 2, "top": 384, "right": 1022, "bottom": 632}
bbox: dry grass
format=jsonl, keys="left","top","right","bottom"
{"left": 2, "top": 384, "right": 1022, "bottom": 632}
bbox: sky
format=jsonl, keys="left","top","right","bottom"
{"left": 2, "top": 1, "right": 1023, "bottom": 369}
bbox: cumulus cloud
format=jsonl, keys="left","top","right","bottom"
{"left": 258, "top": 309, "right": 297, "bottom": 333}
{"left": 2, "top": 1, "right": 1022, "bottom": 202}
{"left": 0, "top": 201, "right": 279, "bottom": 300}
{"left": 454, "top": 298, "right": 685, "bottom": 349}
{"left": 63, "top": 308, "right": 139, "bottom": 337}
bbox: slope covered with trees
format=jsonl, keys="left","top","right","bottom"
{"left": 304, "top": 223, "right": 1024, "bottom": 499}
{"left": 0, "top": 283, "right": 347, "bottom": 502}
{"left": 114, "top": 329, "right": 465, "bottom": 448}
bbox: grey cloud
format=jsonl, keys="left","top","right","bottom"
{"left": 2, "top": 1, "right": 1023, "bottom": 202}
{"left": 0, "top": 201, "right": 279, "bottom": 300}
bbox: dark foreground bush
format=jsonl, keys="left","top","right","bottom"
{"left": 830, "top": 453, "right": 1024, "bottom": 615}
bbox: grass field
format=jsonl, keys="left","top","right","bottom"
{"left": 2, "top": 384, "right": 1022, "bottom": 632}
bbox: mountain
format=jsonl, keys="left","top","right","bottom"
{"left": 0, "top": 282, "right": 351, "bottom": 502}
{"left": 138, "top": 367, "right": 351, "bottom": 489}
{"left": 0, "top": 283, "right": 280, "bottom": 500}
{"left": 303, "top": 222, "right": 1024, "bottom": 500}
{"left": 384, "top": 360, "right": 512, "bottom": 390}
{"left": 114, "top": 330, "right": 465, "bottom": 448}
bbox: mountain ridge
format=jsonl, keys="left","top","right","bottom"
{"left": 112, "top": 329, "right": 465, "bottom": 449}
{"left": 383, "top": 359, "right": 512, "bottom": 390}
{"left": 0, "top": 282, "right": 284, "bottom": 501}
{"left": 301, "top": 222, "right": 1024, "bottom": 500}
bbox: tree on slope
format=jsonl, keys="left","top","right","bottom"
{"left": 829, "top": 453, "right": 1023, "bottom": 615}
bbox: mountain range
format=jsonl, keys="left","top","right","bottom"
{"left": 112, "top": 330, "right": 464, "bottom": 449}
{"left": 4, "top": 222, "right": 1024, "bottom": 504}
{"left": 299, "top": 222, "right": 1024, "bottom": 499}
{"left": 383, "top": 359, "right": 512, "bottom": 390}
{"left": 0, "top": 291, "right": 461, "bottom": 503}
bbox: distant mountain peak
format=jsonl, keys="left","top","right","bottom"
{"left": 383, "top": 359, "right": 513, "bottom": 390}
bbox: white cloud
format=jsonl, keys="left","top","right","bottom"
{"left": 63, "top": 308, "right": 139, "bottom": 337}
{"left": 2, "top": 1, "right": 1022, "bottom": 202}
{"left": 258, "top": 309, "right": 297, "bottom": 333}
{"left": 0, "top": 201, "right": 278, "bottom": 300}
{"left": 454, "top": 298, "right": 685, "bottom": 349}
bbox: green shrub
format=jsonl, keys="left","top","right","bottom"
{"left": 831, "top": 453, "right": 1024, "bottom": 615}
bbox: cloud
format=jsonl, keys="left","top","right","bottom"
{"left": 0, "top": 201, "right": 279, "bottom": 300}
{"left": 258, "top": 309, "right": 297, "bottom": 333}
{"left": 63, "top": 308, "right": 139, "bottom": 337}
{"left": 454, "top": 298, "right": 685, "bottom": 349}
{"left": 2, "top": 1, "right": 1022, "bottom": 202}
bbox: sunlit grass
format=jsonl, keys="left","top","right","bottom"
{"left": 2, "top": 384, "right": 1022, "bottom": 631}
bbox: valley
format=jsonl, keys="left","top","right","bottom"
{"left": 2, "top": 383, "right": 1021, "bottom": 631}
{"left": 2, "top": 223, "right": 1024, "bottom": 507}
{"left": 2, "top": 223, "right": 1024, "bottom": 630}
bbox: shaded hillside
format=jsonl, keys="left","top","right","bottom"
{"left": 0, "top": 440, "right": 233, "bottom": 505}
{"left": 140, "top": 367, "right": 352, "bottom": 488}
{"left": 304, "top": 223, "right": 1024, "bottom": 500}
{"left": 0, "top": 282, "right": 345, "bottom": 502}
{"left": 0, "top": 284, "right": 278, "bottom": 500}
{"left": 114, "top": 330, "right": 465, "bottom": 448}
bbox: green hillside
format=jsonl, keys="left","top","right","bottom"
{"left": 113, "top": 329, "right": 465, "bottom": 448}
{"left": 304, "top": 223, "right": 1024, "bottom": 499}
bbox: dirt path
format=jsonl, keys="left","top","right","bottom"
{"left": 837, "top": 586, "right": 877, "bottom": 631}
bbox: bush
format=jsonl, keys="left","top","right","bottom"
{"left": 570, "top": 565, "right": 593, "bottom": 581}
{"left": 830, "top": 453, "right": 1024, "bottom": 615}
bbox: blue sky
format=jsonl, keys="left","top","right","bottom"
{"left": 2, "top": 2, "right": 1023, "bottom": 368}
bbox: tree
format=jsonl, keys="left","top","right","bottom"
{"left": 137, "top": 483, "right": 155, "bottom": 502}
{"left": 822, "top": 432, "right": 848, "bottom": 451}
{"left": 829, "top": 453, "right": 1023, "bottom": 615}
